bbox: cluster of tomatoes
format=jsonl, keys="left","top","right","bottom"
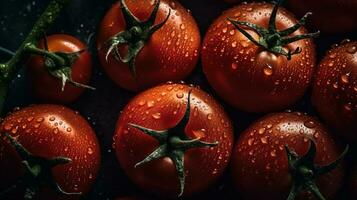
{"left": 0, "top": 0, "right": 356, "bottom": 200}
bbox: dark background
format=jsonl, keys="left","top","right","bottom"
{"left": 0, "top": 0, "right": 356, "bottom": 199}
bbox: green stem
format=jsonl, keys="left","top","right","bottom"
{"left": 0, "top": 0, "right": 71, "bottom": 114}
{"left": 24, "top": 44, "right": 66, "bottom": 66}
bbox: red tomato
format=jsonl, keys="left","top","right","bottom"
{"left": 113, "top": 83, "right": 234, "bottom": 197}
{"left": 312, "top": 41, "right": 357, "bottom": 143}
{"left": 202, "top": 2, "right": 317, "bottom": 113}
{"left": 231, "top": 112, "right": 346, "bottom": 200}
{"left": 0, "top": 105, "right": 100, "bottom": 199}
{"left": 288, "top": 0, "right": 357, "bottom": 33}
{"left": 27, "top": 34, "right": 92, "bottom": 104}
{"left": 97, "top": 0, "right": 200, "bottom": 92}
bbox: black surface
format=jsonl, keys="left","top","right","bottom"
{"left": 0, "top": 0, "right": 356, "bottom": 199}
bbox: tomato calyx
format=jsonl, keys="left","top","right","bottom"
{"left": 285, "top": 139, "right": 349, "bottom": 200}
{"left": 101, "top": 0, "right": 171, "bottom": 78}
{"left": 0, "top": 133, "right": 81, "bottom": 199}
{"left": 227, "top": 0, "right": 319, "bottom": 60}
{"left": 24, "top": 36, "right": 95, "bottom": 91}
{"left": 129, "top": 90, "right": 219, "bottom": 197}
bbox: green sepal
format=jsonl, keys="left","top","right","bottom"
{"left": 228, "top": 0, "right": 319, "bottom": 60}
{"left": 0, "top": 133, "right": 81, "bottom": 199}
{"left": 129, "top": 90, "right": 219, "bottom": 197}
{"left": 102, "top": 0, "right": 171, "bottom": 78}
{"left": 285, "top": 139, "right": 349, "bottom": 200}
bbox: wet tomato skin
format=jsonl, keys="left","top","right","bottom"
{"left": 202, "top": 2, "right": 316, "bottom": 113}
{"left": 27, "top": 34, "right": 92, "bottom": 104}
{"left": 0, "top": 105, "right": 101, "bottom": 199}
{"left": 312, "top": 41, "right": 357, "bottom": 143}
{"left": 113, "top": 83, "right": 234, "bottom": 197}
{"left": 97, "top": 0, "right": 201, "bottom": 92}
{"left": 231, "top": 112, "right": 344, "bottom": 200}
{"left": 288, "top": 0, "right": 357, "bottom": 33}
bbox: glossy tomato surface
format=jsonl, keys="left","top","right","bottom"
{"left": 97, "top": 0, "right": 201, "bottom": 92}
{"left": 0, "top": 105, "right": 101, "bottom": 199}
{"left": 288, "top": 0, "right": 357, "bottom": 33}
{"left": 113, "top": 83, "right": 234, "bottom": 197}
{"left": 27, "top": 34, "right": 92, "bottom": 104}
{"left": 312, "top": 41, "right": 357, "bottom": 143}
{"left": 231, "top": 112, "right": 344, "bottom": 200}
{"left": 202, "top": 2, "right": 316, "bottom": 113}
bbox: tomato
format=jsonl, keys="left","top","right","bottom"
{"left": 312, "top": 41, "right": 357, "bottom": 143}
{"left": 97, "top": 0, "right": 200, "bottom": 92}
{"left": 27, "top": 34, "right": 93, "bottom": 104}
{"left": 0, "top": 105, "right": 100, "bottom": 199}
{"left": 202, "top": 2, "right": 317, "bottom": 113}
{"left": 288, "top": 0, "right": 357, "bottom": 33}
{"left": 231, "top": 112, "right": 347, "bottom": 200}
{"left": 113, "top": 83, "right": 234, "bottom": 197}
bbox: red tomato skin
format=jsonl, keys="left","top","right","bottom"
{"left": 0, "top": 105, "right": 101, "bottom": 200}
{"left": 113, "top": 83, "right": 234, "bottom": 197}
{"left": 231, "top": 112, "right": 344, "bottom": 200}
{"left": 288, "top": 0, "right": 357, "bottom": 33}
{"left": 97, "top": 0, "right": 201, "bottom": 92}
{"left": 312, "top": 41, "right": 357, "bottom": 143}
{"left": 27, "top": 34, "right": 92, "bottom": 104}
{"left": 202, "top": 2, "right": 316, "bottom": 113}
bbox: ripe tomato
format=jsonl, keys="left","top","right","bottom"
{"left": 97, "top": 0, "right": 200, "bottom": 92}
{"left": 0, "top": 105, "right": 100, "bottom": 199}
{"left": 113, "top": 83, "right": 234, "bottom": 197}
{"left": 202, "top": 2, "right": 317, "bottom": 113}
{"left": 288, "top": 0, "right": 357, "bottom": 33}
{"left": 231, "top": 112, "right": 346, "bottom": 200}
{"left": 312, "top": 41, "right": 357, "bottom": 143}
{"left": 27, "top": 34, "right": 93, "bottom": 104}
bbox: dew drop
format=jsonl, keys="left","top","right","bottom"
{"left": 344, "top": 103, "right": 352, "bottom": 111}
{"left": 258, "top": 127, "right": 266, "bottom": 134}
{"left": 49, "top": 116, "right": 55, "bottom": 121}
{"left": 248, "top": 138, "right": 254, "bottom": 146}
{"left": 176, "top": 92, "right": 184, "bottom": 99}
{"left": 270, "top": 150, "right": 277, "bottom": 157}
{"left": 88, "top": 147, "right": 93, "bottom": 155}
{"left": 261, "top": 136, "right": 268, "bottom": 144}
{"left": 36, "top": 117, "right": 44, "bottom": 122}
{"left": 231, "top": 63, "right": 238, "bottom": 70}
{"left": 27, "top": 117, "right": 34, "bottom": 122}
{"left": 207, "top": 114, "right": 213, "bottom": 120}
{"left": 147, "top": 101, "right": 155, "bottom": 108}
{"left": 263, "top": 64, "right": 273, "bottom": 76}
{"left": 152, "top": 113, "right": 161, "bottom": 119}
{"left": 340, "top": 73, "right": 350, "bottom": 84}
{"left": 347, "top": 46, "right": 357, "bottom": 54}
{"left": 66, "top": 127, "right": 72, "bottom": 132}
{"left": 304, "top": 120, "right": 316, "bottom": 129}
{"left": 180, "top": 24, "right": 185, "bottom": 30}
{"left": 138, "top": 100, "right": 146, "bottom": 106}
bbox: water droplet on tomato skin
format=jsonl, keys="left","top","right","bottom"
{"left": 347, "top": 46, "right": 357, "bottom": 54}
{"left": 258, "top": 128, "right": 265, "bottom": 134}
{"left": 207, "top": 114, "right": 213, "bottom": 120}
{"left": 263, "top": 64, "right": 273, "bottom": 76}
{"left": 304, "top": 120, "right": 316, "bottom": 129}
{"left": 152, "top": 113, "right": 161, "bottom": 119}
{"left": 340, "top": 73, "right": 350, "bottom": 84}
{"left": 231, "top": 63, "right": 238, "bottom": 70}
{"left": 36, "top": 117, "right": 44, "bottom": 122}
{"left": 176, "top": 92, "right": 184, "bottom": 99}
{"left": 27, "top": 117, "right": 34, "bottom": 122}
{"left": 344, "top": 103, "right": 352, "bottom": 111}
{"left": 87, "top": 148, "right": 93, "bottom": 155}
{"left": 66, "top": 127, "right": 72, "bottom": 132}
{"left": 260, "top": 137, "right": 268, "bottom": 144}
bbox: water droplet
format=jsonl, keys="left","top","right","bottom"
{"left": 147, "top": 101, "right": 155, "bottom": 108}
{"left": 27, "top": 117, "right": 34, "bottom": 122}
{"left": 152, "top": 113, "right": 161, "bottom": 119}
{"left": 270, "top": 150, "right": 277, "bottom": 157}
{"left": 222, "top": 27, "right": 228, "bottom": 33}
{"left": 180, "top": 24, "right": 185, "bottom": 30}
{"left": 248, "top": 138, "right": 254, "bottom": 146}
{"left": 53, "top": 128, "right": 59, "bottom": 134}
{"left": 49, "top": 116, "right": 55, "bottom": 121}
{"left": 176, "top": 92, "right": 184, "bottom": 99}
{"left": 347, "top": 46, "right": 357, "bottom": 54}
{"left": 304, "top": 120, "right": 316, "bottom": 129}
{"left": 36, "top": 117, "right": 44, "bottom": 122}
{"left": 258, "top": 128, "right": 266, "bottom": 134}
{"left": 66, "top": 127, "right": 72, "bottom": 132}
{"left": 138, "top": 100, "right": 146, "bottom": 106}
{"left": 88, "top": 147, "right": 93, "bottom": 155}
{"left": 207, "top": 114, "right": 213, "bottom": 120}
{"left": 193, "top": 129, "right": 206, "bottom": 139}
{"left": 340, "top": 73, "right": 350, "bottom": 84}
{"left": 344, "top": 103, "right": 352, "bottom": 111}
{"left": 263, "top": 64, "right": 273, "bottom": 76}
{"left": 231, "top": 41, "right": 237, "bottom": 48}
{"left": 229, "top": 30, "right": 235, "bottom": 35}
{"left": 231, "top": 63, "right": 238, "bottom": 70}
{"left": 260, "top": 136, "right": 268, "bottom": 144}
